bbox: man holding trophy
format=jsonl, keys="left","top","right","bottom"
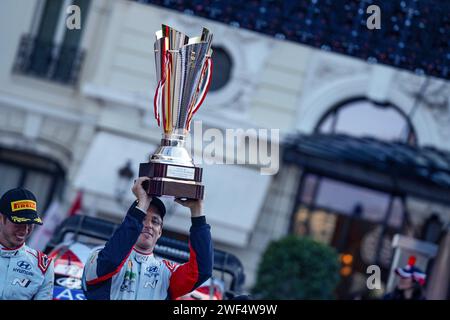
{"left": 82, "top": 25, "right": 214, "bottom": 300}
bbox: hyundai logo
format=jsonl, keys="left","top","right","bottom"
{"left": 146, "top": 266, "right": 158, "bottom": 273}
{"left": 17, "top": 261, "right": 31, "bottom": 270}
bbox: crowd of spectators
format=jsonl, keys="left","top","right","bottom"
{"left": 135, "top": 0, "right": 449, "bottom": 79}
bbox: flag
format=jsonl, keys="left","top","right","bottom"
{"left": 68, "top": 190, "right": 83, "bottom": 216}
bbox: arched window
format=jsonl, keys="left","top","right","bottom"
{"left": 315, "top": 98, "right": 417, "bottom": 145}
{"left": 289, "top": 98, "right": 418, "bottom": 298}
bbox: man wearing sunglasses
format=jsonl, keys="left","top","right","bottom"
{"left": 82, "top": 177, "right": 213, "bottom": 300}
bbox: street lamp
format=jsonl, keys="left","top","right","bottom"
{"left": 115, "top": 160, "right": 134, "bottom": 205}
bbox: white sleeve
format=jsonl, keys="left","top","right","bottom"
{"left": 33, "top": 259, "right": 55, "bottom": 300}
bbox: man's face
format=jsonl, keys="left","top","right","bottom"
{"left": 0, "top": 215, "right": 34, "bottom": 248}
{"left": 135, "top": 205, "right": 163, "bottom": 252}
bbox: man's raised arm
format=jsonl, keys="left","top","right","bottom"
{"left": 166, "top": 199, "right": 213, "bottom": 299}
{"left": 83, "top": 178, "right": 150, "bottom": 286}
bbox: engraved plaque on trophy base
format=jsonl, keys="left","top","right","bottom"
{"left": 139, "top": 162, "right": 204, "bottom": 199}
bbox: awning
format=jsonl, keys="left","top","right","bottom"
{"left": 74, "top": 132, "right": 271, "bottom": 247}
{"left": 283, "top": 134, "right": 450, "bottom": 206}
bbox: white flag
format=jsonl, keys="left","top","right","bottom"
{"left": 28, "top": 200, "right": 63, "bottom": 252}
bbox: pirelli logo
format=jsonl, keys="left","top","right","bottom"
{"left": 11, "top": 216, "right": 31, "bottom": 223}
{"left": 11, "top": 200, "right": 37, "bottom": 212}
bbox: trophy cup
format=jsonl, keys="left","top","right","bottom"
{"left": 139, "top": 25, "right": 213, "bottom": 200}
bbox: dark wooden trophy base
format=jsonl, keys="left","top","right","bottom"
{"left": 139, "top": 162, "right": 204, "bottom": 200}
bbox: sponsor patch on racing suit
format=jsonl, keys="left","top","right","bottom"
{"left": 0, "top": 244, "right": 54, "bottom": 299}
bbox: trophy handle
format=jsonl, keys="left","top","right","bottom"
{"left": 153, "top": 51, "right": 172, "bottom": 128}
{"left": 186, "top": 56, "right": 213, "bottom": 131}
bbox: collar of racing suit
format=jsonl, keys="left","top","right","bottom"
{"left": 132, "top": 247, "right": 154, "bottom": 264}
{"left": 0, "top": 243, "right": 25, "bottom": 258}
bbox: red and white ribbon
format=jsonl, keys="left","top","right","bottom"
{"left": 153, "top": 51, "right": 172, "bottom": 128}
{"left": 186, "top": 56, "right": 213, "bottom": 130}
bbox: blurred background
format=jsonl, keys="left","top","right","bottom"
{"left": 0, "top": 0, "right": 449, "bottom": 299}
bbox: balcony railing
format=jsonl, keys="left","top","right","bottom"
{"left": 13, "top": 34, "right": 85, "bottom": 85}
